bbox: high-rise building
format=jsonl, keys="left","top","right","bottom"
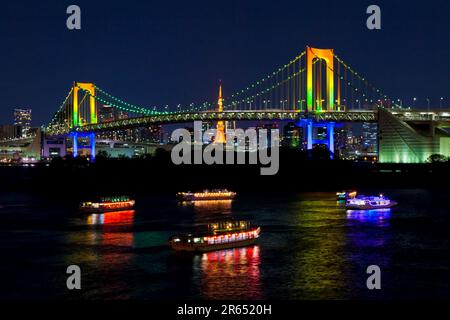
{"left": 362, "top": 122, "right": 378, "bottom": 154}
{"left": 257, "top": 123, "right": 279, "bottom": 148}
{"left": 282, "top": 122, "right": 300, "bottom": 148}
{"left": 141, "top": 125, "right": 163, "bottom": 144}
{"left": 14, "top": 108, "right": 32, "bottom": 138}
{"left": 337, "top": 124, "right": 364, "bottom": 160}
{"left": 98, "top": 105, "right": 114, "bottom": 123}
{"left": 334, "top": 126, "right": 349, "bottom": 158}
{"left": 117, "top": 110, "right": 129, "bottom": 120}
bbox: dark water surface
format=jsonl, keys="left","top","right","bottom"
{"left": 0, "top": 190, "right": 449, "bottom": 300}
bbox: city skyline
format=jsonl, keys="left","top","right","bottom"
{"left": 1, "top": 0, "right": 450, "bottom": 125}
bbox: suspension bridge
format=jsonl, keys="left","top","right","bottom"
{"left": 34, "top": 46, "right": 450, "bottom": 162}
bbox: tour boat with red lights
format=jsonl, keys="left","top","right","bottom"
{"left": 177, "top": 189, "right": 236, "bottom": 201}
{"left": 345, "top": 194, "right": 397, "bottom": 210}
{"left": 168, "top": 220, "right": 260, "bottom": 252}
{"left": 80, "top": 196, "right": 135, "bottom": 213}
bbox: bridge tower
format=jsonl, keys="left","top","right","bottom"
{"left": 215, "top": 81, "right": 226, "bottom": 143}
{"left": 72, "top": 82, "right": 97, "bottom": 127}
{"left": 303, "top": 47, "right": 336, "bottom": 157}
{"left": 298, "top": 119, "right": 336, "bottom": 159}
{"left": 306, "top": 46, "right": 335, "bottom": 112}
{"left": 71, "top": 82, "right": 97, "bottom": 159}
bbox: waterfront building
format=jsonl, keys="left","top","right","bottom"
{"left": 0, "top": 124, "right": 21, "bottom": 140}
{"left": 378, "top": 108, "right": 450, "bottom": 163}
{"left": 0, "top": 128, "right": 41, "bottom": 161}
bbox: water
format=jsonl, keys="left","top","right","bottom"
{"left": 0, "top": 190, "right": 449, "bottom": 300}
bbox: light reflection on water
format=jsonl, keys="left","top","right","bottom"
{"left": 86, "top": 210, "right": 135, "bottom": 226}
{"left": 66, "top": 194, "right": 395, "bottom": 299}
{"left": 179, "top": 200, "right": 233, "bottom": 216}
{"left": 287, "top": 195, "right": 348, "bottom": 299}
{"left": 176, "top": 200, "right": 262, "bottom": 299}
{"left": 63, "top": 210, "right": 136, "bottom": 299}
{"left": 346, "top": 209, "right": 392, "bottom": 225}
{"left": 193, "top": 246, "right": 263, "bottom": 300}
{"left": 3, "top": 190, "right": 447, "bottom": 299}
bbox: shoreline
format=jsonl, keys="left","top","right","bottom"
{"left": 1, "top": 155, "right": 448, "bottom": 195}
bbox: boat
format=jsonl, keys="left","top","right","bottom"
{"left": 345, "top": 194, "right": 397, "bottom": 210}
{"left": 177, "top": 189, "right": 236, "bottom": 201}
{"left": 168, "top": 220, "right": 260, "bottom": 252}
{"left": 80, "top": 196, "right": 135, "bottom": 213}
{"left": 336, "top": 190, "right": 357, "bottom": 201}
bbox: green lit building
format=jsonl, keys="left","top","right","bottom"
{"left": 378, "top": 108, "right": 450, "bottom": 163}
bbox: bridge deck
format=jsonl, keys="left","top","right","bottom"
{"left": 46, "top": 110, "right": 378, "bottom": 135}
{"left": 44, "top": 109, "right": 450, "bottom": 136}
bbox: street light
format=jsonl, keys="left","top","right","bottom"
{"left": 440, "top": 97, "right": 444, "bottom": 108}
{"left": 426, "top": 98, "right": 430, "bottom": 112}
{"left": 413, "top": 97, "right": 417, "bottom": 108}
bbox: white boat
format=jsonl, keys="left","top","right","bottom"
{"left": 345, "top": 194, "right": 397, "bottom": 210}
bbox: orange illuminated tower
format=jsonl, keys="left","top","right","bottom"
{"left": 215, "top": 81, "right": 226, "bottom": 143}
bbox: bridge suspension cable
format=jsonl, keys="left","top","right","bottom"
{"left": 45, "top": 46, "right": 402, "bottom": 137}
{"left": 45, "top": 87, "right": 74, "bottom": 132}
{"left": 225, "top": 51, "right": 308, "bottom": 111}
{"left": 94, "top": 85, "right": 216, "bottom": 115}
{"left": 228, "top": 51, "right": 305, "bottom": 99}
{"left": 333, "top": 53, "right": 397, "bottom": 109}
{"left": 305, "top": 47, "right": 397, "bottom": 110}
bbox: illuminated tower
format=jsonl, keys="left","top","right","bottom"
{"left": 306, "top": 47, "right": 335, "bottom": 112}
{"left": 215, "top": 81, "right": 226, "bottom": 143}
{"left": 72, "top": 82, "right": 96, "bottom": 128}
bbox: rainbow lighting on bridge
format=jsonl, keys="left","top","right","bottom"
{"left": 41, "top": 46, "right": 450, "bottom": 163}
{"left": 306, "top": 47, "right": 335, "bottom": 112}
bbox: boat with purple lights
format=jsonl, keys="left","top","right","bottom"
{"left": 345, "top": 194, "right": 397, "bottom": 210}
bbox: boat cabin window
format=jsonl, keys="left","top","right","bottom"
{"left": 208, "top": 221, "right": 250, "bottom": 233}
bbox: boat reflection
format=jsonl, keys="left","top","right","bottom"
{"left": 84, "top": 210, "right": 135, "bottom": 247}
{"left": 63, "top": 210, "right": 136, "bottom": 298}
{"left": 195, "top": 245, "right": 262, "bottom": 299}
{"left": 346, "top": 208, "right": 391, "bottom": 224}
{"left": 180, "top": 199, "right": 233, "bottom": 216}
{"left": 87, "top": 210, "right": 135, "bottom": 225}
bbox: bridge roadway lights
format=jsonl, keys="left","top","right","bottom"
{"left": 69, "top": 132, "right": 96, "bottom": 160}
{"left": 296, "top": 119, "right": 336, "bottom": 158}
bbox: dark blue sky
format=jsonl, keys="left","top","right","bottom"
{"left": 0, "top": 0, "right": 449, "bottom": 125}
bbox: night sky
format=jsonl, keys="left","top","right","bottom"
{"left": 0, "top": 0, "right": 449, "bottom": 126}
